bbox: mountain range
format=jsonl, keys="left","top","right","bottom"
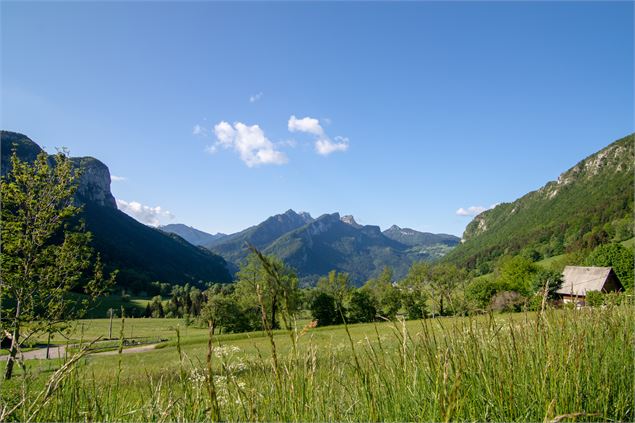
{"left": 1, "top": 131, "right": 232, "bottom": 294}
{"left": 163, "top": 209, "right": 461, "bottom": 286}
{"left": 3, "top": 129, "right": 631, "bottom": 292}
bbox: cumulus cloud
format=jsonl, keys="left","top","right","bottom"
{"left": 456, "top": 203, "right": 499, "bottom": 217}
{"left": 111, "top": 175, "right": 127, "bottom": 182}
{"left": 209, "top": 121, "right": 288, "bottom": 167}
{"left": 249, "top": 92, "right": 263, "bottom": 103}
{"left": 288, "top": 115, "right": 349, "bottom": 156}
{"left": 288, "top": 115, "right": 324, "bottom": 136}
{"left": 116, "top": 199, "right": 175, "bottom": 227}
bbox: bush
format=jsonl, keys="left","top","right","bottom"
{"left": 585, "top": 243, "right": 634, "bottom": 289}
{"left": 401, "top": 290, "right": 428, "bottom": 320}
{"left": 347, "top": 290, "right": 377, "bottom": 323}
{"left": 585, "top": 290, "right": 603, "bottom": 307}
{"left": 310, "top": 292, "right": 342, "bottom": 326}
{"left": 490, "top": 291, "right": 525, "bottom": 313}
{"left": 465, "top": 277, "right": 498, "bottom": 311}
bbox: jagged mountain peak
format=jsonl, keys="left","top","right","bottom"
{"left": 341, "top": 215, "right": 362, "bottom": 228}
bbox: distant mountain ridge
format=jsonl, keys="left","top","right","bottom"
{"left": 383, "top": 225, "right": 460, "bottom": 247}
{"left": 207, "top": 209, "right": 460, "bottom": 285}
{"left": 203, "top": 209, "right": 314, "bottom": 263}
{"left": 1, "top": 131, "right": 232, "bottom": 293}
{"left": 160, "top": 224, "right": 226, "bottom": 246}
{"left": 444, "top": 133, "right": 634, "bottom": 272}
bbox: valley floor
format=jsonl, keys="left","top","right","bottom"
{"left": 1, "top": 306, "right": 633, "bottom": 422}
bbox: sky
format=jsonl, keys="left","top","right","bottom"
{"left": 2, "top": 1, "right": 633, "bottom": 237}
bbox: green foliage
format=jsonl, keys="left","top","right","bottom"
{"left": 347, "top": 290, "right": 377, "bottom": 323}
{"left": 260, "top": 213, "right": 454, "bottom": 286}
{"left": 310, "top": 292, "right": 342, "bottom": 326}
{"left": 496, "top": 256, "right": 537, "bottom": 295}
{"left": 2, "top": 307, "right": 633, "bottom": 422}
{"left": 585, "top": 243, "right": 634, "bottom": 289}
{"left": 489, "top": 291, "right": 525, "bottom": 313}
{"left": 400, "top": 289, "right": 428, "bottom": 320}
{"left": 445, "top": 135, "right": 634, "bottom": 272}
{"left": 316, "top": 271, "right": 352, "bottom": 312}
{"left": 83, "top": 204, "right": 231, "bottom": 293}
{"left": 465, "top": 276, "right": 498, "bottom": 311}
{"left": 0, "top": 149, "right": 114, "bottom": 379}
{"left": 585, "top": 291, "right": 604, "bottom": 307}
{"left": 530, "top": 268, "right": 563, "bottom": 299}
{"left": 362, "top": 267, "right": 401, "bottom": 319}
{"left": 201, "top": 295, "right": 250, "bottom": 334}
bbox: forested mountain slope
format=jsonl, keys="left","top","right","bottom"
{"left": 1, "top": 131, "right": 232, "bottom": 293}
{"left": 444, "top": 134, "right": 634, "bottom": 273}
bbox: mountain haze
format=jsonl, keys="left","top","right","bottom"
{"left": 160, "top": 224, "right": 226, "bottom": 246}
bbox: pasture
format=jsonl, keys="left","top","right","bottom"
{"left": 1, "top": 305, "right": 633, "bottom": 422}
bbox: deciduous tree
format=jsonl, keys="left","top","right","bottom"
{"left": 1, "top": 150, "right": 114, "bottom": 379}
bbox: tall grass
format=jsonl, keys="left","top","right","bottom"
{"left": 1, "top": 305, "right": 633, "bottom": 422}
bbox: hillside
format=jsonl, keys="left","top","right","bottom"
{"left": 263, "top": 213, "right": 459, "bottom": 285}
{"left": 206, "top": 210, "right": 459, "bottom": 285}
{"left": 160, "top": 224, "right": 226, "bottom": 246}
{"left": 383, "top": 225, "right": 459, "bottom": 247}
{"left": 1, "top": 131, "right": 232, "bottom": 293}
{"left": 205, "top": 209, "right": 314, "bottom": 264}
{"left": 444, "top": 134, "right": 634, "bottom": 272}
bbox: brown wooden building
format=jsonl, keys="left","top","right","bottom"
{"left": 555, "top": 266, "right": 624, "bottom": 306}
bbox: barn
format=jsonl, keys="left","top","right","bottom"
{"left": 555, "top": 266, "right": 624, "bottom": 306}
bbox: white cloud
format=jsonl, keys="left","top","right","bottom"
{"left": 249, "top": 92, "right": 263, "bottom": 103}
{"left": 116, "top": 199, "right": 175, "bottom": 227}
{"left": 192, "top": 124, "right": 208, "bottom": 136}
{"left": 288, "top": 115, "right": 324, "bottom": 136}
{"left": 288, "top": 115, "right": 349, "bottom": 156}
{"left": 213, "top": 121, "right": 235, "bottom": 147}
{"left": 456, "top": 203, "right": 499, "bottom": 217}
{"left": 209, "top": 121, "right": 287, "bottom": 167}
{"left": 111, "top": 175, "right": 127, "bottom": 182}
{"left": 316, "top": 136, "right": 349, "bottom": 155}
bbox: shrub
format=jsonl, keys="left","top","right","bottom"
{"left": 585, "top": 290, "right": 603, "bottom": 307}
{"left": 490, "top": 291, "right": 525, "bottom": 313}
{"left": 347, "top": 290, "right": 377, "bottom": 323}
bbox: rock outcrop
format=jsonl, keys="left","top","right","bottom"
{"left": 1, "top": 131, "right": 116, "bottom": 209}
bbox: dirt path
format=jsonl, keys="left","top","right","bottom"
{"left": 16, "top": 343, "right": 159, "bottom": 360}
{"left": 92, "top": 344, "right": 158, "bottom": 356}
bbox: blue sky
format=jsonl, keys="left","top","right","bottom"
{"left": 2, "top": 1, "right": 633, "bottom": 236}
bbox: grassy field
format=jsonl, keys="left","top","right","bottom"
{"left": 1, "top": 305, "right": 633, "bottom": 422}
{"left": 621, "top": 237, "right": 635, "bottom": 249}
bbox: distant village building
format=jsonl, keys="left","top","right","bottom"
{"left": 555, "top": 266, "right": 624, "bottom": 306}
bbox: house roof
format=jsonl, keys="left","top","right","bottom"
{"left": 555, "top": 266, "right": 615, "bottom": 297}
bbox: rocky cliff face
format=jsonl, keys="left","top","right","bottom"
{"left": 70, "top": 157, "right": 117, "bottom": 208}
{"left": 1, "top": 131, "right": 116, "bottom": 209}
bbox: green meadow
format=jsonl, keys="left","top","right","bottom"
{"left": 1, "top": 305, "right": 633, "bottom": 422}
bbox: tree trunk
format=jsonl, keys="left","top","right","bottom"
{"left": 439, "top": 296, "right": 444, "bottom": 317}
{"left": 4, "top": 300, "right": 21, "bottom": 380}
{"left": 270, "top": 294, "right": 278, "bottom": 330}
{"left": 46, "top": 331, "right": 51, "bottom": 360}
